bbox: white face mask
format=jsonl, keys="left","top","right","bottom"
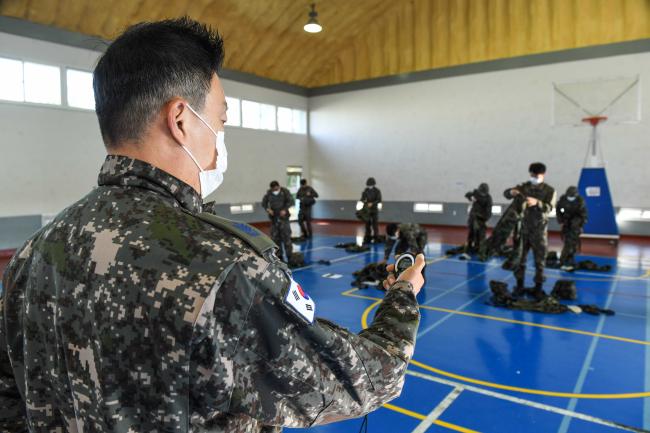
{"left": 567, "top": 196, "right": 576, "bottom": 202}
{"left": 530, "top": 176, "right": 542, "bottom": 185}
{"left": 179, "top": 104, "right": 228, "bottom": 199}
{"left": 272, "top": 190, "right": 280, "bottom": 196}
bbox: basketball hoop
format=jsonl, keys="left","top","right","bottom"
{"left": 582, "top": 116, "right": 608, "bottom": 127}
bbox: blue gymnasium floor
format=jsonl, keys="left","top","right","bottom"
{"left": 285, "top": 235, "right": 650, "bottom": 433}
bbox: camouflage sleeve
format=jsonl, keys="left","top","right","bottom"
{"left": 296, "top": 187, "right": 305, "bottom": 200}
{"left": 504, "top": 186, "right": 516, "bottom": 199}
{"left": 0, "top": 271, "right": 28, "bottom": 432}
{"left": 361, "top": 189, "right": 368, "bottom": 203}
{"left": 312, "top": 187, "right": 319, "bottom": 198}
{"left": 190, "top": 253, "right": 419, "bottom": 428}
{"left": 377, "top": 189, "right": 382, "bottom": 204}
{"left": 540, "top": 189, "right": 556, "bottom": 214}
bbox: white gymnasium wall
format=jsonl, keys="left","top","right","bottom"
{"left": 0, "top": 32, "right": 308, "bottom": 217}
{"left": 309, "top": 52, "right": 650, "bottom": 208}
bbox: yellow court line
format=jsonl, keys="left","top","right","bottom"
{"left": 383, "top": 403, "right": 426, "bottom": 420}
{"left": 345, "top": 289, "right": 649, "bottom": 346}
{"left": 383, "top": 403, "right": 481, "bottom": 433}
{"left": 358, "top": 297, "right": 650, "bottom": 399}
{"left": 408, "top": 360, "right": 650, "bottom": 400}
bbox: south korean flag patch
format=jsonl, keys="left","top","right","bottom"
{"left": 284, "top": 277, "right": 316, "bottom": 324}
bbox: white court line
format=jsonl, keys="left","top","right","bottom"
{"left": 406, "top": 370, "right": 648, "bottom": 433}
{"left": 556, "top": 276, "right": 620, "bottom": 433}
{"left": 411, "top": 387, "right": 463, "bottom": 433}
{"left": 417, "top": 267, "right": 511, "bottom": 339}
{"left": 292, "top": 250, "right": 373, "bottom": 272}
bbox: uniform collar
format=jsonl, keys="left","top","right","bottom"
{"left": 98, "top": 155, "right": 204, "bottom": 214}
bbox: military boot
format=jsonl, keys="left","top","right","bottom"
{"left": 531, "top": 283, "right": 547, "bottom": 301}
{"left": 512, "top": 279, "right": 526, "bottom": 298}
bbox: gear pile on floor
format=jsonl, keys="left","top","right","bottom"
{"left": 545, "top": 251, "right": 612, "bottom": 272}
{"left": 352, "top": 262, "right": 389, "bottom": 289}
{"left": 335, "top": 242, "right": 371, "bottom": 253}
{"left": 488, "top": 280, "right": 614, "bottom": 316}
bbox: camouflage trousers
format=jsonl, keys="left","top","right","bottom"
{"left": 298, "top": 207, "right": 313, "bottom": 238}
{"left": 514, "top": 227, "right": 548, "bottom": 286}
{"left": 364, "top": 211, "right": 379, "bottom": 243}
{"left": 271, "top": 217, "right": 293, "bottom": 261}
{"left": 560, "top": 221, "right": 582, "bottom": 266}
{"left": 466, "top": 215, "right": 487, "bottom": 254}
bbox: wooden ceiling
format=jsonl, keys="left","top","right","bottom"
{"left": 2, "top": 0, "right": 649, "bottom": 89}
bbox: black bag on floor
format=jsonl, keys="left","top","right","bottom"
{"left": 551, "top": 280, "right": 577, "bottom": 300}
{"left": 576, "top": 260, "right": 612, "bottom": 272}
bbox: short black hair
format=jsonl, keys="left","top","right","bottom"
{"left": 366, "top": 177, "right": 376, "bottom": 186}
{"left": 93, "top": 17, "right": 225, "bottom": 147}
{"left": 386, "top": 223, "right": 399, "bottom": 237}
{"left": 300, "top": 179, "right": 307, "bottom": 186}
{"left": 270, "top": 181, "right": 280, "bottom": 188}
{"left": 529, "top": 162, "right": 546, "bottom": 175}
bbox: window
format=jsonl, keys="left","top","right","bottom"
{"left": 260, "top": 103, "right": 276, "bottom": 130}
{"left": 24, "top": 62, "right": 61, "bottom": 105}
{"left": 277, "top": 106, "right": 293, "bottom": 132}
{"left": 242, "top": 100, "right": 261, "bottom": 129}
{"left": 66, "top": 69, "right": 95, "bottom": 110}
{"left": 277, "top": 107, "right": 307, "bottom": 134}
{"left": 225, "top": 96, "right": 240, "bottom": 127}
{"left": 617, "top": 208, "right": 650, "bottom": 221}
{"left": 230, "top": 203, "right": 254, "bottom": 214}
{"left": 292, "top": 109, "right": 307, "bottom": 134}
{"left": 0, "top": 57, "right": 24, "bottom": 102}
{"left": 242, "top": 100, "right": 276, "bottom": 130}
{"left": 413, "top": 203, "right": 444, "bottom": 213}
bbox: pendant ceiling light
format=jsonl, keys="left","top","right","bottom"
{"left": 303, "top": 3, "right": 322, "bottom": 33}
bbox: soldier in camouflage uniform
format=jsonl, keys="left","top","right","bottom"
{"left": 463, "top": 183, "right": 492, "bottom": 256}
{"left": 0, "top": 18, "right": 425, "bottom": 433}
{"left": 262, "top": 180, "right": 294, "bottom": 262}
{"left": 556, "top": 186, "right": 588, "bottom": 271}
{"left": 361, "top": 177, "right": 382, "bottom": 244}
{"left": 505, "top": 162, "right": 557, "bottom": 299}
{"left": 296, "top": 179, "right": 318, "bottom": 239}
{"left": 478, "top": 194, "right": 524, "bottom": 262}
{"left": 384, "top": 223, "right": 428, "bottom": 261}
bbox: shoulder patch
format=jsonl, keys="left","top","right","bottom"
{"left": 194, "top": 212, "right": 277, "bottom": 256}
{"left": 284, "top": 276, "right": 315, "bottom": 324}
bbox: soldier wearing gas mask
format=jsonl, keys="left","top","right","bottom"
{"left": 556, "top": 186, "right": 588, "bottom": 271}
{"left": 463, "top": 183, "right": 492, "bottom": 257}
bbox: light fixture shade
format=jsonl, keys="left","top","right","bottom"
{"left": 304, "top": 3, "right": 322, "bottom": 33}
{"left": 304, "top": 21, "right": 322, "bottom": 33}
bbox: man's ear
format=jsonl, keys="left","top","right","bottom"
{"left": 166, "top": 99, "right": 190, "bottom": 145}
